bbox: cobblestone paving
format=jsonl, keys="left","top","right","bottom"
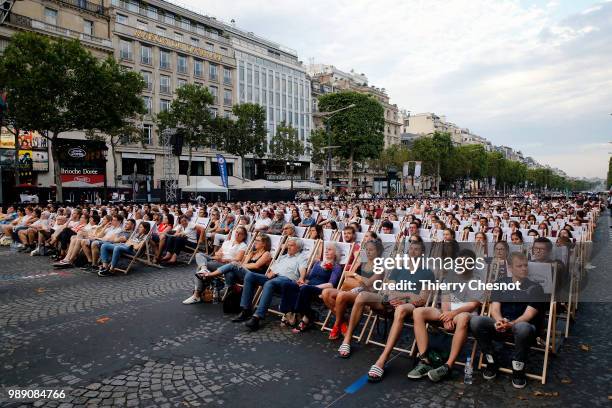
{"left": 0, "top": 216, "right": 610, "bottom": 407}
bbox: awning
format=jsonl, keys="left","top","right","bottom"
{"left": 181, "top": 177, "right": 228, "bottom": 193}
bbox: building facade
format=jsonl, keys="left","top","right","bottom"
{"left": 108, "top": 0, "right": 242, "bottom": 192}
{"left": 226, "top": 25, "right": 312, "bottom": 181}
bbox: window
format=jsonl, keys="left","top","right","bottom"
{"left": 136, "top": 20, "right": 147, "bottom": 31}
{"left": 160, "top": 99, "right": 170, "bottom": 112}
{"left": 146, "top": 5, "right": 157, "bottom": 19}
{"left": 211, "top": 161, "right": 233, "bottom": 176}
{"left": 177, "top": 78, "right": 187, "bottom": 89}
{"left": 223, "top": 68, "right": 232, "bottom": 85}
{"left": 223, "top": 89, "right": 232, "bottom": 106}
{"left": 191, "top": 37, "right": 199, "bottom": 46}
{"left": 205, "top": 42, "right": 214, "bottom": 52}
{"left": 127, "top": 0, "right": 139, "bottom": 13}
{"left": 177, "top": 54, "right": 187, "bottom": 74}
{"left": 159, "top": 49, "right": 171, "bottom": 69}
{"left": 119, "top": 39, "right": 132, "bottom": 61}
{"left": 45, "top": 8, "right": 58, "bottom": 25}
{"left": 140, "top": 44, "right": 152, "bottom": 65}
{"left": 196, "top": 24, "right": 205, "bottom": 35}
{"left": 122, "top": 158, "right": 154, "bottom": 176}
{"left": 156, "top": 26, "right": 166, "bottom": 37}
{"left": 164, "top": 13, "right": 174, "bottom": 25}
{"left": 141, "top": 71, "right": 153, "bottom": 91}
{"left": 143, "top": 124, "right": 152, "bottom": 144}
{"left": 209, "top": 64, "right": 218, "bottom": 81}
{"left": 83, "top": 20, "right": 94, "bottom": 36}
{"left": 181, "top": 19, "right": 190, "bottom": 30}
{"left": 142, "top": 96, "right": 152, "bottom": 114}
{"left": 179, "top": 160, "right": 205, "bottom": 176}
{"left": 160, "top": 75, "right": 171, "bottom": 94}
{"left": 220, "top": 46, "right": 228, "bottom": 55}
{"left": 174, "top": 32, "right": 183, "bottom": 42}
{"left": 193, "top": 59, "right": 203, "bottom": 77}
{"left": 116, "top": 13, "right": 127, "bottom": 25}
{"left": 209, "top": 86, "right": 218, "bottom": 104}
{"left": 209, "top": 107, "right": 217, "bottom": 118}
{"left": 208, "top": 30, "right": 219, "bottom": 41}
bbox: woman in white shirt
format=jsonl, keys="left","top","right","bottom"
{"left": 160, "top": 216, "right": 201, "bottom": 265}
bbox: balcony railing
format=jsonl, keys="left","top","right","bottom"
{"left": 8, "top": 14, "right": 113, "bottom": 49}
{"left": 58, "top": 0, "right": 109, "bottom": 16}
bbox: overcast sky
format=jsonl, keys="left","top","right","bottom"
{"left": 173, "top": 0, "right": 612, "bottom": 178}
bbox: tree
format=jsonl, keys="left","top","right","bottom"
{"left": 269, "top": 121, "right": 304, "bottom": 189}
{"left": 309, "top": 128, "right": 329, "bottom": 186}
{"left": 317, "top": 91, "right": 384, "bottom": 192}
{"left": 607, "top": 157, "right": 612, "bottom": 190}
{"left": 156, "top": 84, "right": 214, "bottom": 185}
{"left": 411, "top": 131, "right": 453, "bottom": 191}
{"left": 369, "top": 145, "right": 411, "bottom": 172}
{"left": 0, "top": 32, "right": 145, "bottom": 201}
{"left": 222, "top": 103, "right": 266, "bottom": 179}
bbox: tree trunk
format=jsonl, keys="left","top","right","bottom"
{"left": 111, "top": 141, "right": 117, "bottom": 189}
{"left": 186, "top": 146, "right": 192, "bottom": 186}
{"left": 50, "top": 132, "right": 63, "bottom": 202}
{"left": 347, "top": 150, "right": 354, "bottom": 193}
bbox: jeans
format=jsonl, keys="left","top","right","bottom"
{"left": 215, "top": 263, "right": 251, "bottom": 286}
{"left": 278, "top": 282, "right": 323, "bottom": 316}
{"left": 470, "top": 315, "right": 536, "bottom": 363}
{"left": 100, "top": 243, "right": 134, "bottom": 268}
{"left": 240, "top": 271, "right": 294, "bottom": 318}
{"left": 195, "top": 253, "right": 225, "bottom": 272}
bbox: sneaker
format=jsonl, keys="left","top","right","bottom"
{"left": 427, "top": 364, "right": 451, "bottom": 382}
{"left": 80, "top": 264, "right": 92, "bottom": 271}
{"left": 98, "top": 269, "right": 114, "bottom": 277}
{"left": 30, "top": 248, "right": 40, "bottom": 256}
{"left": 231, "top": 309, "right": 252, "bottom": 323}
{"left": 407, "top": 359, "right": 433, "bottom": 379}
{"left": 482, "top": 354, "right": 498, "bottom": 380}
{"left": 511, "top": 361, "right": 527, "bottom": 389}
{"left": 182, "top": 295, "right": 202, "bottom": 305}
{"left": 244, "top": 316, "right": 260, "bottom": 331}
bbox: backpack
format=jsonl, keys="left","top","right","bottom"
{"left": 222, "top": 284, "right": 242, "bottom": 314}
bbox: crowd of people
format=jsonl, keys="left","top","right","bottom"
{"left": 0, "top": 194, "right": 601, "bottom": 389}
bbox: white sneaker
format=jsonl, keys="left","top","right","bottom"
{"left": 182, "top": 295, "right": 202, "bottom": 305}
{"left": 30, "top": 248, "right": 40, "bottom": 256}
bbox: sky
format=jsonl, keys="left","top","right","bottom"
{"left": 172, "top": 0, "right": 612, "bottom": 179}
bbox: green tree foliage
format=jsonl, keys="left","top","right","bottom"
{"left": 156, "top": 84, "right": 214, "bottom": 184}
{"left": 608, "top": 157, "right": 612, "bottom": 190}
{"left": 370, "top": 145, "right": 411, "bottom": 172}
{"left": 269, "top": 121, "right": 304, "bottom": 169}
{"left": 0, "top": 32, "right": 144, "bottom": 200}
{"left": 317, "top": 91, "right": 384, "bottom": 191}
{"left": 223, "top": 103, "right": 266, "bottom": 178}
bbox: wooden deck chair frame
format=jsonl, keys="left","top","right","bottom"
{"left": 254, "top": 238, "right": 323, "bottom": 316}
{"left": 114, "top": 221, "right": 161, "bottom": 274}
{"left": 476, "top": 263, "right": 558, "bottom": 384}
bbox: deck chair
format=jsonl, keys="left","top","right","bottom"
{"left": 113, "top": 221, "right": 160, "bottom": 274}
{"left": 186, "top": 217, "right": 211, "bottom": 264}
{"left": 477, "top": 262, "right": 557, "bottom": 384}
{"left": 294, "top": 226, "right": 308, "bottom": 238}
{"left": 322, "top": 228, "right": 338, "bottom": 242}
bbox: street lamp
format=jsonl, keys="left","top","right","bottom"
{"left": 318, "top": 103, "right": 356, "bottom": 191}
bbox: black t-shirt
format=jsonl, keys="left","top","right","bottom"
{"left": 491, "top": 277, "right": 546, "bottom": 329}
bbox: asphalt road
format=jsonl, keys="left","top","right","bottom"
{"left": 0, "top": 216, "right": 610, "bottom": 408}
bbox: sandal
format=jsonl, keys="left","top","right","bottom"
{"left": 367, "top": 365, "right": 384, "bottom": 382}
{"left": 338, "top": 343, "right": 351, "bottom": 358}
{"left": 328, "top": 323, "right": 341, "bottom": 340}
{"left": 291, "top": 320, "right": 311, "bottom": 334}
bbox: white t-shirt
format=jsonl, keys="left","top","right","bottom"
{"left": 101, "top": 226, "right": 123, "bottom": 241}
{"left": 220, "top": 240, "right": 247, "bottom": 261}
{"left": 254, "top": 217, "right": 272, "bottom": 230}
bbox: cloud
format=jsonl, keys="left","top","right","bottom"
{"left": 173, "top": 0, "right": 612, "bottom": 178}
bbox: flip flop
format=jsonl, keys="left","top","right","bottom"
{"left": 338, "top": 343, "right": 351, "bottom": 358}
{"left": 367, "top": 365, "right": 384, "bottom": 382}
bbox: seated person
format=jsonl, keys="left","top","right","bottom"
{"left": 98, "top": 221, "right": 150, "bottom": 276}
{"left": 279, "top": 242, "right": 343, "bottom": 332}
{"left": 17, "top": 208, "right": 42, "bottom": 252}
{"left": 85, "top": 215, "right": 127, "bottom": 267}
{"left": 267, "top": 211, "right": 286, "bottom": 235}
{"left": 401, "top": 250, "right": 484, "bottom": 383}
{"left": 281, "top": 223, "right": 297, "bottom": 237}
{"left": 212, "top": 213, "right": 236, "bottom": 248}
{"left": 306, "top": 224, "right": 323, "bottom": 240}
{"left": 232, "top": 237, "right": 308, "bottom": 331}
{"left": 321, "top": 238, "right": 382, "bottom": 340}
{"left": 161, "top": 216, "right": 199, "bottom": 265}
{"left": 182, "top": 227, "right": 252, "bottom": 304}
{"left": 299, "top": 209, "right": 316, "bottom": 227}
{"left": 367, "top": 238, "right": 434, "bottom": 379}
{"left": 379, "top": 220, "right": 394, "bottom": 235}
{"left": 53, "top": 214, "right": 101, "bottom": 267}
{"left": 0, "top": 206, "right": 17, "bottom": 225}
{"left": 470, "top": 252, "right": 545, "bottom": 389}
{"left": 253, "top": 210, "right": 273, "bottom": 232}
{"left": 153, "top": 214, "right": 174, "bottom": 262}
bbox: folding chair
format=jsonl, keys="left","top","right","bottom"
{"left": 113, "top": 221, "right": 161, "bottom": 274}
{"left": 477, "top": 262, "right": 557, "bottom": 384}
{"left": 187, "top": 217, "right": 210, "bottom": 265}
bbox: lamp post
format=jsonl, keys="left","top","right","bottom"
{"left": 318, "top": 103, "right": 356, "bottom": 192}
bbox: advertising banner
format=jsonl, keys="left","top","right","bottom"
{"left": 216, "top": 154, "right": 228, "bottom": 188}
{"left": 18, "top": 149, "right": 33, "bottom": 184}
{"left": 55, "top": 139, "right": 107, "bottom": 188}
{"left": 0, "top": 126, "right": 14, "bottom": 149}
{"left": 32, "top": 151, "right": 49, "bottom": 172}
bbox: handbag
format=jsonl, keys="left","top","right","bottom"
{"left": 203, "top": 287, "right": 214, "bottom": 303}
{"left": 340, "top": 274, "right": 362, "bottom": 291}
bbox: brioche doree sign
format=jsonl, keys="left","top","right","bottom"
{"left": 134, "top": 30, "right": 223, "bottom": 62}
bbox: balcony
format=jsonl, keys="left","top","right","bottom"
{"left": 58, "top": 0, "right": 109, "bottom": 17}
{"left": 8, "top": 14, "right": 113, "bottom": 50}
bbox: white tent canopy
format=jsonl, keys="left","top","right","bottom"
{"left": 181, "top": 177, "right": 228, "bottom": 193}
{"left": 232, "top": 179, "right": 284, "bottom": 190}
{"left": 275, "top": 180, "right": 325, "bottom": 190}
